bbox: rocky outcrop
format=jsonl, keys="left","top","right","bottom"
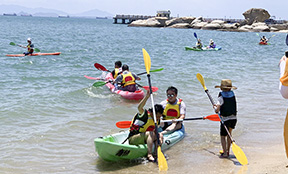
{"left": 242, "top": 8, "right": 270, "bottom": 25}
{"left": 128, "top": 17, "right": 167, "bottom": 27}
{"left": 128, "top": 8, "right": 288, "bottom": 33}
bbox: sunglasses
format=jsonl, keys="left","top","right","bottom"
{"left": 167, "top": 94, "right": 175, "bottom": 97}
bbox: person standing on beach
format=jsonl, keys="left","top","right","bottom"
{"left": 279, "top": 51, "right": 288, "bottom": 158}
{"left": 214, "top": 79, "right": 237, "bottom": 158}
{"left": 159, "top": 86, "right": 186, "bottom": 135}
{"left": 19, "top": 38, "right": 34, "bottom": 55}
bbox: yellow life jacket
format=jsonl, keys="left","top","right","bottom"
{"left": 27, "top": 44, "right": 33, "bottom": 53}
{"left": 122, "top": 72, "right": 135, "bottom": 87}
{"left": 280, "top": 58, "right": 288, "bottom": 86}
{"left": 163, "top": 99, "right": 182, "bottom": 120}
{"left": 113, "top": 68, "right": 120, "bottom": 79}
{"left": 130, "top": 110, "right": 156, "bottom": 133}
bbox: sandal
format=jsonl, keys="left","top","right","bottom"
{"left": 147, "top": 154, "right": 155, "bottom": 162}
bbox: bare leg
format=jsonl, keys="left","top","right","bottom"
{"left": 227, "top": 128, "right": 233, "bottom": 156}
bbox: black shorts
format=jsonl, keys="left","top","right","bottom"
{"left": 220, "top": 119, "right": 237, "bottom": 136}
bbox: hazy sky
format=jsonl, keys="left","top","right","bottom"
{"left": 1, "top": 0, "right": 287, "bottom": 19}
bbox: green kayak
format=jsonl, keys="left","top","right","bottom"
{"left": 94, "top": 126, "right": 185, "bottom": 161}
{"left": 185, "top": 46, "right": 222, "bottom": 51}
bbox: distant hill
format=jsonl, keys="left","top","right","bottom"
{"left": 0, "top": 4, "right": 113, "bottom": 18}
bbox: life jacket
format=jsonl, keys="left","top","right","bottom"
{"left": 27, "top": 44, "right": 34, "bottom": 53}
{"left": 113, "top": 68, "right": 120, "bottom": 79}
{"left": 129, "top": 110, "right": 156, "bottom": 136}
{"left": 219, "top": 91, "right": 237, "bottom": 117}
{"left": 163, "top": 99, "right": 182, "bottom": 120}
{"left": 280, "top": 58, "right": 288, "bottom": 86}
{"left": 121, "top": 72, "right": 135, "bottom": 87}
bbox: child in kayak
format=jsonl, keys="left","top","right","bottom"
{"left": 128, "top": 91, "right": 164, "bottom": 161}
{"left": 213, "top": 79, "right": 237, "bottom": 158}
{"left": 208, "top": 39, "right": 216, "bottom": 48}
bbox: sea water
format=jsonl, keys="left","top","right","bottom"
{"left": 0, "top": 16, "right": 287, "bottom": 173}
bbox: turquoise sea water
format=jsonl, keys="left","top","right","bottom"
{"left": 0, "top": 16, "right": 287, "bottom": 173}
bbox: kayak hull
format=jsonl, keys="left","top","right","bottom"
{"left": 185, "top": 47, "right": 221, "bottom": 51}
{"left": 259, "top": 42, "right": 269, "bottom": 45}
{"left": 94, "top": 126, "right": 185, "bottom": 161}
{"left": 6, "top": 52, "right": 61, "bottom": 57}
{"left": 105, "top": 73, "right": 145, "bottom": 100}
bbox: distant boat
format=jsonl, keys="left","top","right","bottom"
{"left": 3, "top": 13, "right": 17, "bottom": 16}
{"left": 21, "top": 14, "right": 32, "bottom": 17}
{"left": 58, "top": 15, "right": 70, "bottom": 18}
{"left": 96, "top": 17, "right": 108, "bottom": 19}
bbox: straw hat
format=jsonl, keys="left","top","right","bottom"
{"left": 215, "top": 79, "right": 237, "bottom": 90}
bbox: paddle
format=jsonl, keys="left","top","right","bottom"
{"left": 194, "top": 32, "right": 198, "bottom": 40}
{"left": 116, "top": 114, "right": 220, "bottom": 129}
{"left": 10, "top": 42, "right": 40, "bottom": 52}
{"left": 143, "top": 48, "right": 168, "bottom": 171}
{"left": 94, "top": 63, "right": 164, "bottom": 76}
{"left": 84, "top": 75, "right": 102, "bottom": 80}
{"left": 196, "top": 73, "right": 248, "bottom": 165}
{"left": 286, "top": 34, "right": 288, "bottom": 46}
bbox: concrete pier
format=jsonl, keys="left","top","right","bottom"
{"left": 113, "top": 14, "right": 155, "bottom": 24}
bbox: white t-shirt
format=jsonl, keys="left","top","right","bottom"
{"left": 279, "top": 60, "right": 288, "bottom": 99}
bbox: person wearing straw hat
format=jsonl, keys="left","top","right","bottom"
{"left": 214, "top": 79, "right": 237, "bottom": 158}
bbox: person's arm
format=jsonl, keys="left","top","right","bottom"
{"left": 137, "top": 90, "right": 150, "bottom": 114}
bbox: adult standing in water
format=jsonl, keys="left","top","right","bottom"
{"left": 279, "top": 50, "right": 288, "bottom": 159}
{"left": 20, "top": 38, "right": 34, "bottom": 56}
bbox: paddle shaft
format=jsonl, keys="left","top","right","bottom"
{"left": 162, "top": 117, "right": 209, "bottom": 122}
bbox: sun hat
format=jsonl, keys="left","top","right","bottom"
{"left": 27, "top": 38, "right": 31, "bottom": 41}
{"left": 215, "top": 79, "right": 237, "bottom": 90}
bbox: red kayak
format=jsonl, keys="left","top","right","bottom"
{"left": 6, "top": 52, "right": 61, "bottom": 57}
{"left": 259, "top": 42, "right": 268, "bottom": 45}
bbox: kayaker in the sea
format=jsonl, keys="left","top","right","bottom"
{"left": 260, "top": 36, "right": 268, "bottom": 44}
{"left": 128, "top": 90, "right": 164, "bottom": 162}
{"left": 159, "top": 86, "right": 186, "bottom": 135}
{"left": 19, "top": 38, "right": 34, "bottom": 55}
{"left": 213, "top": 79, "right": 237, "bottom": 158}
{"left": 208, "top": 39, "right": 216, "bottom": 49}
{"left": 114, "top": 64, "right": 141, "bottom": 92}
{"left": 111, "top": 61, "right": 122, "bottom": 79}
{"left": 195, "top": 39, "right": 203, "bottom": 49}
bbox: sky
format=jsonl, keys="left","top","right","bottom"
{"left": 1, "top": 0, "right": 287, "bottom": 19}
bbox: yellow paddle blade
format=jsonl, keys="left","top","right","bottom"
{"left": 157, "top": 146, "right": 168, "bottom": 171}
{"left": 142, "top": 48, "right": 151, "bottom": 74}
{"left": 232, "top": 142, "right": 248, "bottom": 165}
{"left": 196, "top": 73, "right": 207, "bottom": 90}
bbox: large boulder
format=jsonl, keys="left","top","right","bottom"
{"left": 165, "top": 18, "right": 184, "bottom": 26}
{"left": 251, "top": 22, "right": 270, "bottom": 32}
{"left": 128, "top": 17, "right": 167, "bottom": 27}
{"left": 168, "top": 23, "right": 190, "bottom": 28}
{"left": 202, "top": 23, "right": 222, "bottom": 30}
{"left": 242, "top": 8, "right": 270, "bottom": 25}
{"left": 191, "top": 21, "right": 208, "bottom": 29}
